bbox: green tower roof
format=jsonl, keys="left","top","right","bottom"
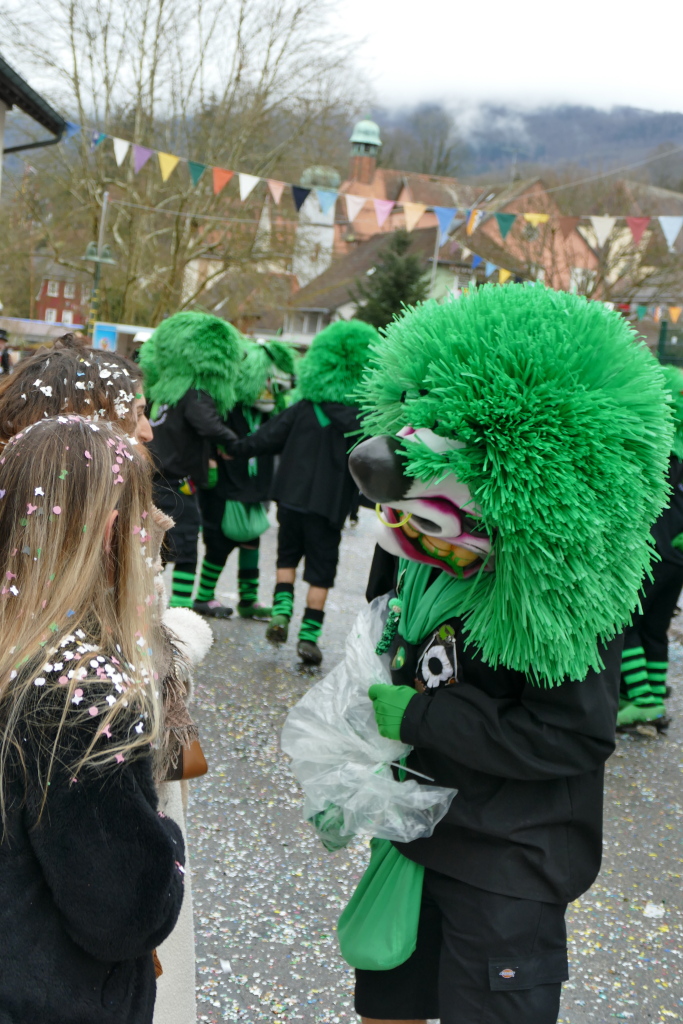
{"left": 349, "top": 119, "right": 382, "bottom": 148}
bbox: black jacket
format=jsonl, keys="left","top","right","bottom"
{"left": 651, "top": 455, "right": 683, "bottom": 566}
{"left": 148, "top": 390, "right": 236, "bottom": 487}
{"left": 387, "top": 612, "right": 621, "bottom": 904}
{"left": 213, "top": 405, "right": 275, "bottom": 504}
{"left": 0, "top": 662, "right": 185, "bottom": 1023}
{"left": 226, "top": 399, "right": 361, "bottom": 529}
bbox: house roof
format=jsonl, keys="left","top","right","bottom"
{"left": 340, "top": 168, "right": 486, "bottom": 208}
{"left": 0, "top": 52, "right": 66, "bottom": 138}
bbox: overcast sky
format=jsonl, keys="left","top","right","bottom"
{"left": 336, "top": 0, "right": 683, "bottom": 114}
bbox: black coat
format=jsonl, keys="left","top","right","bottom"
{"left": 212, "top": 405, "right": 275, "bottom": 504}
{"left": 148, "top": 390, "right": 236, "bottom": 487}
{"left": 226, "top": 399, "right": 361, "bottom": 529}
{"left": 387, "top": 613, "right": 621, "bottom": 905}
{"left": 0, "top": 659, "right": 185, "bottom": 1024}
{"left": 651, "top": 455, "right": 683, "bottom": 566}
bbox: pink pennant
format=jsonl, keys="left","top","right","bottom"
{"left": 626, "top": 217, "right": 650, "bottom": 246}
{"left": 133, "top": 145, "right": 154, "bottom": 174}
{"left": 267, "top": 180, "right": 285, "bottom": 204}
{"left": 373, "top": 199, "right": 395, "bottom": 227}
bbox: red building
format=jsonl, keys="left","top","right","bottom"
{"left": 35, "top": 260, "right": 90, "bottom": 326}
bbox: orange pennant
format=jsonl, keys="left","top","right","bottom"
{"left": 267, "top": 179, "right": 285, "bottom": 204}
{"left": 466, "top": 209, "right": 482, "bottom": 236}
{"left": 403, "top": 203, "right": 427, "bottom": 232}
{"left": 213, "top": 167, "right": 233, "bottom": 195}
{"left": 669, "top": 307, "right": 682, "bottom": 324}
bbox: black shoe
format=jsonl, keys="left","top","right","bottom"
{"left": 193, "top": 599, "right": 233, "bottom": 619}
{"left": 297, "top": 639, "right": 322, "bottom": 666}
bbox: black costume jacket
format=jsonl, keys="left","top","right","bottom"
{"left": 226, "top": 399, "right": 360, "bottom": 529}
{"left": 0, "top": 664, "right": 185, "bottom": 1023}
{"left": 213, "top": 405, "right": 275, "bottom": 505}
{"left": 385, "top": 603, "right": 621, "bottom": 905}
{"left": 148, "top": 390, "right": 236, "bottom": 487}
{"left": 651, "top": 455, "right": 683, "bottom": 566}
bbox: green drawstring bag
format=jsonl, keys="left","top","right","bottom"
{"left": 337, "top": 838, "right": 424, "bottom": 970}
{"left": 221, "top": 500, "right": 270, "bottom": 543}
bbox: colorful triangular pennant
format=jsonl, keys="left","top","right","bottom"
{"left": 433, "top": 206, "right": 457, "bottom": 244}
{"left": 466, "top": 209, "right": 483, "bottom": 236}
{"left": 64, "top": 121, "right": 80, "bottom": 140}
{"left": 589, "top": 215, "right": 616, "bottom": 248}
{"left": 291, "top": 185, "right": 311, "bottom": 212}
{"left": 345, "top": 194, "right": 367, "bottom": 223}
{"left": 188, "top": 161, "right": 206, "bottom": 185}
{"left": 267, "top": 180, "right": 285, "bottom": 204}
{"left": 558, "top": 217, "right": 580, "bottom": 239}
{"left": 485, "top": 262, "right": 498, "bottom": 278}
{"left": 636, "top": 305, "right": 648, "bottom": 320}
{"left": 158, "top": 152, "right": 179, "bottom": 182}
{"left": 373, "top": 199, "right": 395, "bottom": 227}
{"left": 316, "top": 189, "right": 338, "bottom": 216}
{"left": 523, "top": 212, "right": 550, "bottom": 228}
{"left": 499, "top": 268, "right": 511, "bottom": 284}
{"left": 659, "top": 216, "right": 683, "bottom": 252}
{"left": 239, "top": 173, "right": 260, "bottom": 201}
{"left": 133, "top": 145, "right": 154, "bottom": 173}
{"left": 625, "top": 216, "right": 650, "bottom": 246}
{"left": 471, "top": 254, "right": 483, "bottom": 269}
{"left": 90, "top": 130, "right": 106, "bottom": 151}
{"left": 670, "top": 307, "right": 682, "bottom": 324}
{"left": 404, "top": 202, "right": 427, "bottom": 232}
{"left": 112, "top": 138, "right": 130, "bottom": 167}
{"left": 213, "top": 168, "right": 233, "bottom": 195}
{"left": 495, "top": 213, "right": 516, "bottom": 240}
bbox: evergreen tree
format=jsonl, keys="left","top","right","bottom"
{"left": 350, "top": 229, "right": 429, "bottom": 330}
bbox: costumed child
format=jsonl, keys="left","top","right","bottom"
{"left": 618, "top": 363, "right": 683, "bottom": 730}
{"left": 224, "top": 319, "right": 378, "bottom": 665}
{"left": 194, "top": 338, "right": 295, "bottom": 619}
{"left": 139, "top": 312, "right": 241, "bottom": 609}
{"left": 284, "top": 285, "right": 673, "bottom": 1024}
{"left": 0, "top": 416, "right": 186, "bottom": 1024}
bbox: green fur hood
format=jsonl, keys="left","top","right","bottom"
{"left": 297, "top": 320, "right": 379, "bottom": 405}
{"left": 235, "top": 339, "right": 296, "bottom": 408}
{"left": 139, "top": 312, "right": 242, "bottom": 417}
{"left": 357, "top": 284, "right": 674, "bottom": 685}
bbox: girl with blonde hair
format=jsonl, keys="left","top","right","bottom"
{"left": 0, "top": 416, "right": 185, "bottom": 1023}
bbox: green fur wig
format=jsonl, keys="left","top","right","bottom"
{"left": 660, "top": 363, "right": 683, "bottom": 458}
{"left": 358, "top": 284, "right": 674, "bottom": 685}
{"left": 235, "top": 339, "right": 296, "bottom": 408}
{"left": 139, "top": 312, "right": 242, "bottom": 417}
{"left": 297, "top": 320, "right": 379, "bottom": 405}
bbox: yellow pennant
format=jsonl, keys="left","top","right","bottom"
{"left": 158, "top": 152, "right": 180, "bottom": 182}
{"left": 403, "top": 203, "right": 427, "bottom": 232}
{"left": 499, "top": 268, "right": 511, "bottom": 284}
{"left": 523, "top": 213, "right": 550, "bottom": 228}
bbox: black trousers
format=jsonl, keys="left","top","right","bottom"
{"left": 198, "top": 487, "right": 261, "bottom": 564}
{"left": 153, "top": 478, "right": 201, "bottom": 564}
{"left": 625, "top": 556, "right": 683, "bottom": 664}
{"left": 276, "top": 505, "right": 342, "bottom": 589}
{"left": 355, "top": 869, "right": 567, "bottom": 1024}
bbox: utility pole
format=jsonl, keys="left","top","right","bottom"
{"left": 82, "top": 191, "right": 116, "bottom": 336}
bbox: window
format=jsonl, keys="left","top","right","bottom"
{"left": 61, "top": 310, "right": 74, "bottom": 325}
{"left": 64, "top": 282, "right": 76, "bottom": 299}
{"left": 45, "top": 308, "right": 57, "bottom": 322}
{"left": 47, "top": 280, "right": 59, "bottom": 297}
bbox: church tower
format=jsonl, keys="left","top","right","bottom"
{"left": 348, "top": 118, "right": 381, "bottom": 184}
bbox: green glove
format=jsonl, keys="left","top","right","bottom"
{"left": 204, "top": 464, "right": 218, "bottom": 489}
{"left": 368, "top": 684, "right": 416, "bottom": 741}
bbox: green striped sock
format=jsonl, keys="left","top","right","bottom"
{"left": 239, "top": 569, "right": 259, "bottom": 606}
{"left": 171, "top": 565, "right": 196, "bottom": 608}
{"left": 272, "top": 583, "right": 294, "bottom": 619}
{"left": 196, "top": 558, "right": 224, "bottom": 602}
{"left": 646, "top": 660, "right": 668, "bottom": 700}
{"left": 621, "top": 645, "right": 658, "bottom": 707}
{"left": 299, "top": 607, "right": 324, "bottom": 644}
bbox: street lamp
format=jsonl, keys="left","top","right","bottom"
{"left": 81, "top": 191, "right": 116, "bottom": 336}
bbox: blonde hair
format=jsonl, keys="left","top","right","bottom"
{"left": 0, "top": 416, "right": 160, "bottom": 818}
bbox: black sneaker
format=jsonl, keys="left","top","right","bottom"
{"left": 193, "top": 599, "right": 233, "bottom": 619}
{"left": 297, "top": 639, "right": 322, "bottom": 666}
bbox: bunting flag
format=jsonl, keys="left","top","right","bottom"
{"left": 291, "top": 186, "right": 311, "bottom": 212}
{"left": 316, "top": 189, "right": 338, "bottom": 216}
{"left": 495, "top": 213, "right": 516, "bottom": 240}
{"left": 471, "top": 254, "right": 483, "bottom": 269}
{"left": 158, "top": 152, "right": 180, "bottom": 182}
{"left": 112, "top": 138, "right": 130, "bottom": 167}
{"left": 558, "top": 217, "right": 580, "bottom": 239}
{"left": 523, "top": 212, "right": 550, "bottom": 228}
{"left": 670, "top": 307, "right": 682, "bottom": 324}
{"left": 485, "top": 262, "right": 498, "bottom": 278}
{"left": 212, "top": 167, "right": 233, "bottom": 195}
{"left": 499, "top": 268, "right": 511, "bottom": 284}
{"left": 64, "top": 121, "right": 80, "bottom": 140}
{"left": 188, "top": 161, "right": 206, "bottom": 185}
{"left": 267, "top": 180, "right": 285, "bottom": 204}
{"left": 659, "top": 216, "right": 683, "bottom": 252}
{"left": 654, "top": 307, "right": 662, "bottom": 322}
{"left": 403, "top": 202, "right": 427, "bottom": 232}
{"left": 434, "top": 206, "right": 457, "bottom": 244}
{"left": 373, "top": 198, "right": 395, "bottom": 227}
{"left": 345, "top": 194, "right": 367, "bottom": 223}
{"left": 589, "top": 215, "right": 616, "bottom": 247}
{"left": 133, "top": 145, "right": 154, "bottom": 174}
{"left": 466, "top": 209, "right": 483, "bottom": 236}
{"left": 626, "top": 216, "right": 650, "bottom": 246}
{"left": 636, "top": 305, "right": 648, "bottom": 320}
{"left": 239, "top": 173, "right": 261, "bottom": 201}
{"left": 90, "top": 131, "right": 106, "bottom": 151}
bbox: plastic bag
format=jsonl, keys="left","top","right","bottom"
{"left": 281, "top": 596, "right": 456, "bottom": 846}
{"left": 338, "top": 838, "right": 424, "bottom": 970}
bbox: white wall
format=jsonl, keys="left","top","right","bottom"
{"left": 292, "top": 193, "right": 336, "bottom": 288}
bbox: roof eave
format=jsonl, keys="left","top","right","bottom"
{"left": 0, "top": 53, "right": 66, "bottom": 138}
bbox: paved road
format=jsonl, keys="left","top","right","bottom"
{"left": 182, "top": 509, "right": 683, "bottom": 1024}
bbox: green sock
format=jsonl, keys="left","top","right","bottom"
{"left": 621, "top": 645, "right": 659, "bottom": 707}
{"left": 299, "top": 607, "right": 324, "bottom": 644}
{"left": 646, "top": 660, "right": 668, "bottom": 701}
{"left": 195, "top": 558, "right": 224, "bottom": 603}
{"left": 171, "top": 564, "right": 196, "bottom": 608}
{"left": 238, "top": 569, "right": 259, "bottom": 606}
{"left": 272, "top": 582, "right": 294, "bottom": 619}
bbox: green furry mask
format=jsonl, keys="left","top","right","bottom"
{"left": 356, "top": 285, "right": 674, "bottom": 685}
{"left": 297, "top": 320, "right": 379, "bottom": 405}
{"left": 235, "top": 339, "right": 296, "bottom": 410}
{"left": 139, "top": 312, "right": 242, "bottom": 417}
